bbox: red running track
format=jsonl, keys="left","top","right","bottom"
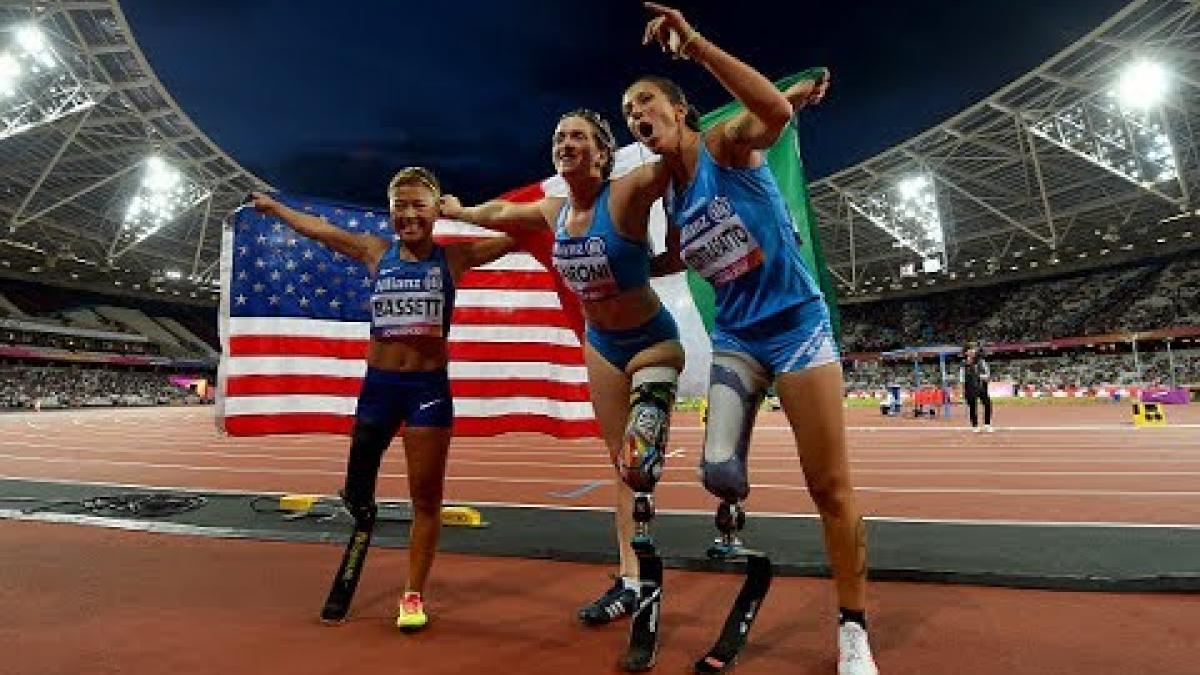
{"left": 4, "top": 521, "right": 1198, "bottom": 675}
{"left": 1, "top": 403, "right": 1198, "bottom": 525}
{"left": 4, "top": 404, "right": 1199, "bottom": 675}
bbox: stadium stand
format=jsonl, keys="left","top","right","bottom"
{"left": 0, "top": 277, "right": 217, "bottom": 411}
{"left": 841, "top": 255, "right": 1200, "bottom": 354}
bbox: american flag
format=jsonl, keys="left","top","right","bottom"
{"left": 216, "top": 191, "right": 598, "bottom": 438}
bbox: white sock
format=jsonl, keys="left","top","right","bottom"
{"left": 621, "top": 576, "right": 639, "bottom": 591}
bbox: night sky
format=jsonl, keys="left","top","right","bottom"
{"left": 121, "top": 0, "right": 1130, "bottom": 207}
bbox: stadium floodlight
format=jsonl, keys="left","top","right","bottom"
{"left": 890, "top": 173, "right": 943, "bottom": 254}
{"left": 1116, "top": 60, "right": 1168, "bottom": 110}
{"left": 1028, "top": 59, "right": 1180, "bottom": 194}
{"left": 0, "top": 24, "right": 98, "bottom": 140}
{"left": 14, "top": 25, "right": 55, "bottom": 69}
{"left": 118, "top": 156, "right": 211, "bottom": 250}
{"left": 164, "top": 269, "right": 182, "bottom": 281}
{"left": 846, "top": 171, "right": 946, "bottom": 263}
{"left": 896, "top": 175, "right": 929, "bottom": 202}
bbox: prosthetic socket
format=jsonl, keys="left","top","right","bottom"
{"left": 702, "top": 352, "right": 769, "bottom": 551}
{"left": 619, "top": 366, "right": 678, "bottom": 546}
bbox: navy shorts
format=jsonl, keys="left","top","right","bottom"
{"left": 354, "top": 367, "right": 453, "bottom": 430}
{"left": 587, "top": 306, "right": 680, "bottom": 371}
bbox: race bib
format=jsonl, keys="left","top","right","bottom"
{"left": 552, "top": 235, "right": 619, "bottom": 301}
{"left": 679, "top": 196, "right": 763, "bottom": 285}
{"left": 370, "top": 268, "right": 445, "bottom": 338}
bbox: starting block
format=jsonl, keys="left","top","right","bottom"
{"left": 1132, "top": 402, "right": 1167, "bottom": 427}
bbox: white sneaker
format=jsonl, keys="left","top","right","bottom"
{"left": 838, "top": 622, "right": 879, "bottom": 675}
{"left": 972, "top": 426, "right": 982, "bottom": 433}
{"left": 984, "top": 424, "right": 994, "bottom": 433}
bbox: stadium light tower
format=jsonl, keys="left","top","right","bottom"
{"left": 0, "top": 23, "right": 98, "bottom": 140}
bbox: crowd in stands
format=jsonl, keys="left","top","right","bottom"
{"left": 0, "top": 364, "right": 208, "bottom": 409}
{"left": 844, "top": 349, "right": 1200, "bottom": 393}
{"left": 841, "top": 256, "right": 1200, "bottom": 353}
{"left": 0, "top": 278, "right": 219, "bottom": 409}
{"left": 996, "top": 350, "right": 1199, "bottom": 389}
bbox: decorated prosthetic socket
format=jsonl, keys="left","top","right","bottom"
{"left": 701, "top": 352, "right": 769, "bottom": 558}
{"left": 619, "top": 365, "right": 677, "bottom": 550}
{"left": 620, "top": 366, "right": 678, "bottom": 495}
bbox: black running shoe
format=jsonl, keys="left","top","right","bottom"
{"left": 577, "top": 578, "right": 636, "bottom": 626}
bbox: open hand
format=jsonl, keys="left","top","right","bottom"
{"left": 642, "top": 2, "right": 698, "bottom": 59}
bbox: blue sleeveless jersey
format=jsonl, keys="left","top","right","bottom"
{"left": 669, "top": 141, "right": 823, "bottom": 331}
{"left": 552, "top": 182, "right": 651, "bottom": 302}
{"left": 369, "top": 243, "right": 455, "bottom": 340}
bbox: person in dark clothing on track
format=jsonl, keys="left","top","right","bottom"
{"left": 959, "top": 344, "right": 994, "bottom": 433}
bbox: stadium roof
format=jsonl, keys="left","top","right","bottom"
{"left": 0, "top": 0, "right": 267, "bottom": 305}
{"left": 810, "top": 0, "right": 1200, "bottom": 303}
{"left": 0, "top": 0, "right": 1196, "bottom": 307}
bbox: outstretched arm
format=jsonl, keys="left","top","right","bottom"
{"left": 248, "top": 192, "right": 387, "bottom": 267}
{"left": 642, "top": 2, "right": 792, "bottom": 154}
{"left": 439, "top": 194, "right": 553, "bottom": 237}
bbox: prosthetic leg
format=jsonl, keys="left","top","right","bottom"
{"left": 694, "top": 353, "right": 774, "bottom": 674}
{"left": 319, "top": 420, "right": 393, "bottom": 625}
{"left": 320, "top": 492, "right": 378, "bottom": 624}
{"left": 617, "top": 367, "right": 677, "bottom": 672}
